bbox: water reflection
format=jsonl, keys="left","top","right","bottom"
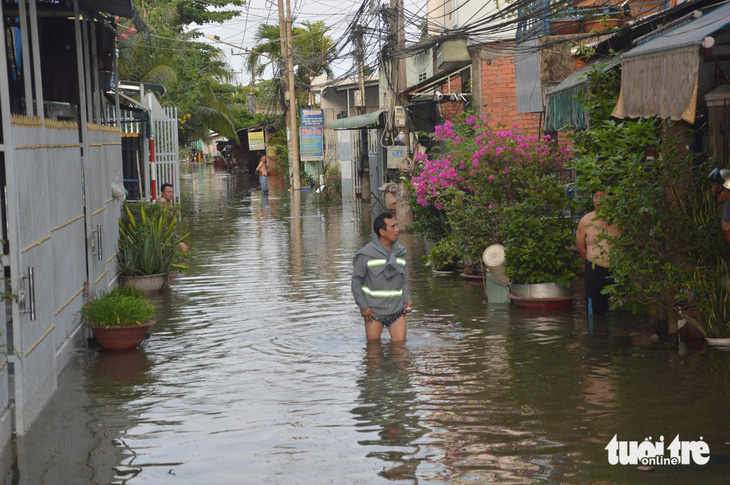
{"left": 6, "top": 169, "right": 730, "bottom": 484}
{"left": 353, "top": 341, "right": 426, "bottom": 481}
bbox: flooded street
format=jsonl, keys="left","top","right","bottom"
{"left": 4, "top": 167, "right": 730, "bottom": 484}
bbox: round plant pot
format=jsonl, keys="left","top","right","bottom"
{"left": 121, "top": 274, "right": 166, "bottom": 293}
{"left": 510, "top": 282, "right": 572, "bottom": 298}
{"left": 508, "top": 293, "right": 578, "bottom": 310}
{"left": 549, "top": 19, "right": 580, "bottom": 35}
{"left": 705, "top": 338, "right": 730, "bottom": 348}
{"left": 582, "top": 18, "right": 621, "bottom": 33}
{"left": 87, "top": 320, "right": 156, "bottom": 351}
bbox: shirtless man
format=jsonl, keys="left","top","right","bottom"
{"left": 159, "top": 183, "right": 174, "bottom": 204}
{"left": 576, "top": 190, "right": 619, "bottom": 315}
{"left": 255, "top": 155, "right": 269, "bottom": 194}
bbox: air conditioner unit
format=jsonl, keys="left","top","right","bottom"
{"left": 394, "top": 106, "right": 406, "bottom": 127}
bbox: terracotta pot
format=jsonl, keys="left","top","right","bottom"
{"left": 87, "top": 320, "right": 156, "bottom": 351}
{"left": 549, "top": 19, "right": 580, "bottom": 35}
{"left": 508, "top": 293, "right": 578, "bottom": 310}
{"left": 121, "top": 274, "right": 166, "bottom": 293}
{"left": 582, "top": 18, "right": 621, "bottom": 33}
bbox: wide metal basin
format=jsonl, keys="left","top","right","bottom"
{"left": 510, "top": 282, "right": 572, "bottom": 298}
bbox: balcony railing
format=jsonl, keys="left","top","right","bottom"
{"left": 516, "top": 0, "right": 671, "bottom": 43}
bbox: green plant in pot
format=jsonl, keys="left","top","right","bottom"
{"left": 423, "top": 236, "right": 461, "bottom": 272}
{"left": 684, "top": 265, "right": 730, "bottom": 344}
{"left": 117, "top": 205, "right": 189, "bottom": 291}
{"left": 80, "top": 286, "right": 156, "bottom": 351}
{"left": 501, "top": 174, "right": 582, "bottom": 305}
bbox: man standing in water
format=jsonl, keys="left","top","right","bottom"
{"left": 255, "top": 155, "right": 269, "bottom": 195}
{"left": 352, "top": 212, "right": 413, "bottom": 341}
{"left": 576, "top": 190, "right": 619, "bottom": 315}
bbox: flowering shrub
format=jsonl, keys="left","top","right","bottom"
{"left": 411, "top": 115, "right": 571, "bottom": 269}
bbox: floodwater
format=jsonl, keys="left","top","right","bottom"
{"left": 3, "top": 166, "right": 730, "bottom": 484}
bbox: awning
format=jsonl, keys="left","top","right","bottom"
{"left": 401, "top": 63, "right": 470, "bottom": 96}
{"left": 326, "top": 109, "right": 385, "bottom": 130}
{"left": 613, "top": 2, "right": 730, "bottom": 123}
{"left": 544, "top": 56, "right": 620, "bottom": 131}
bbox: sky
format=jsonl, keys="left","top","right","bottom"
{"left": 192, "top": 0, "right": 425, "bottom": 86}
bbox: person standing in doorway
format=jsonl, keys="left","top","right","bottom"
{"left": 256, "top": 155, "right": 269, "bottom": 194}
{"left": 576, "top": 190, "right": 619, "bottom": 315}
{"left": 352, "top": 212, "right": 413, "bottom": 342}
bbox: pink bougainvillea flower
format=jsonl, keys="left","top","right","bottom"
{"left": 121, "top": 33, "right": 128, "bottom": 39}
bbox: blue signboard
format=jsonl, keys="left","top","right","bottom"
{"left": 301, "top": 109, "right": 324, "bottom": 127}
{"left": 300, "top": 126, "right": 323, "bottom": 161}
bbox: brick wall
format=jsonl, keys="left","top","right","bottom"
{"left": 434, "top": 76, "right": 465, "bottom": 121}
{"left": 479, "top": 54, "right": 542, "bottom": 136}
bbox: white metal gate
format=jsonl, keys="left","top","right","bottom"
{"left": 153, "top": 106, "right": 180, "bottom": 203}
{"left": 47, "top": 120, "right": 88, "bottom": 370}
{"left": 86, "top": 123, "right": 122, "bottom": 292}
{"left": 7, "top": 116, "right": 62, "bottom": 433}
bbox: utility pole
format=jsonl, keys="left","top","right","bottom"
{"left": 389, "top": 0, "right": 414, "bottom": 226}
{"left": 276, "top": 0, "right": 300, "bottom": 189}
{"left": 285, "top": 0, "right": 301, "bottom": 189}
{"left": 355, "top": 25, "right": 369, "bottom": 200}
{"left": 392, "top": 0, "right": 408, "bottom": 150}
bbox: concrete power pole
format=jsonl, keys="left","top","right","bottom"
{"left": 286, "top": 0, "right": 301, "bottom": 190}
{"left": 277, "top": 0, "right": 301, "bottom": 189}
{"left": 355, "top": 25, "right": 369, "bottom": 200}
{"left": 390, "top": 0, "right": 414, "bottom": 226}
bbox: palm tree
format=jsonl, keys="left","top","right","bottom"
{"left": 246, "top": 21, "right": 336, "bottom": 102}
{"left": 245, "top": 24, "right": 283, "bottom": 84}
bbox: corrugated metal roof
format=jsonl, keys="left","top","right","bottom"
{"left": 624, "top": 2, "right": 730, "bottom": 58}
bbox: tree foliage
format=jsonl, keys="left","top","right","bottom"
{"left": 571, "top": 61, "right": 723, "bottom": 333}
{"left": 117, "top": 0, "right": 245, "bottom": 142}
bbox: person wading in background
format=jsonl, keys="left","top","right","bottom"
{"left": 256, "top": 155, "right": 269, "bottom": 195}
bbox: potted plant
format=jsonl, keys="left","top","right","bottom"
{"left": 502, "top": 174, "right": 582, "bottom": 309}
{"left": 117, "top": 204, "right": 189, "bottom": 292}
{"left": 80, "top": 286, "right": 156, "bottom": 351}
{"left": 423, "top": 236, "right": 461, "bottom": 274}
{"left": 684, "top": 266, "right": 730, "bottom": 346}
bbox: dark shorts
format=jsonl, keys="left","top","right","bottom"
{"left": 585, "top": 261, "right": 612, "bottom": 315}
{"left": 373, "top": 308, "right": 405, "bottom": 328}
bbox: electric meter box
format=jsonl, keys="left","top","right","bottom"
{"left": 387, "top": 147, "right": 406, "bottom": 169}
{"left": 394, "top": 106, "right": 406, "bottom": 127}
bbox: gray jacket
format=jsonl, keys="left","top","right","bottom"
{"left": 351, "top": 239, "right": 411, "bottom": 317}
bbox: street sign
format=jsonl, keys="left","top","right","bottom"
{"left": 248, "top": 130, "right": 265, "bottom": 150}
{"left": 301, "top": 109, "right": 324, "bottom": 126}
{"left": 300, "top": 126, "right": 323, "bottom": 161}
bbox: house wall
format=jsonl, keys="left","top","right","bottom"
{"left": 428, "top": 0, "right": 516, "bottom": 37}
{"left": 472, "top": 45, "right": 542, "bottom": 136}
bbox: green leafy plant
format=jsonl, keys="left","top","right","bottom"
{"left": 423, "top": 236, "right": 461, "bottom": 271}
{"left": 117, "top": 205, "right": 190, "bottom": 276}
{"left": 79, "top": 286, "right": 155, "bottom": 327}
{"left": 501, "top": 174, "right": 581, "bottom": 286}
{"left": 571, "top": 60, "right": 721, "bottom": 336}
{"left": 684, "top": 265, "right": 730, "bottom": 339}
